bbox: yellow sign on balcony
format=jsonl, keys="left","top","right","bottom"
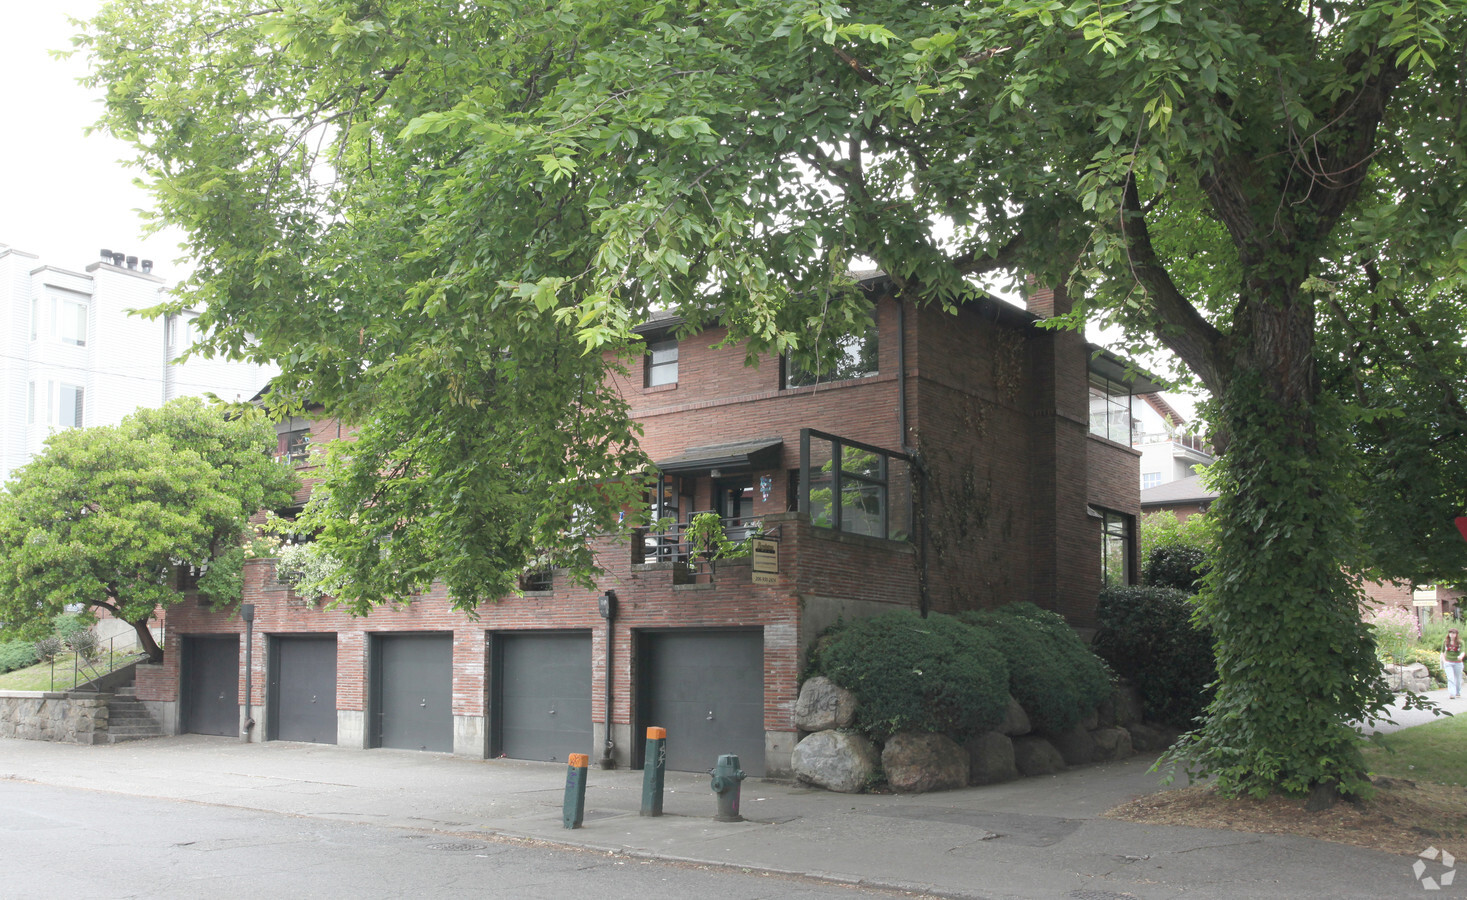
{"left": 751, "top": 537, "right": 779, "bottom": 584}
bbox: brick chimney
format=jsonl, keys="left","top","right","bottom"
{"left": 1025, "top": 279, "right": 1071, "bottom": 318}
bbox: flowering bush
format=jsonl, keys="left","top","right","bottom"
{"left": 1366, "top": 605, "right": 1421, "bottom": 664}
{"left": 275, "top": 542, "right": 346, "bottom": 603}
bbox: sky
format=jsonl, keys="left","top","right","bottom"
{"left": 0, "top": 2, "right": 186, "bottom": 280}
{"left": 0, "top": 2, "right": 1203, "bottom": 424}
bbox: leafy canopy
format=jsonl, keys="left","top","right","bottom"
{"left": 79, "top": 0, "right": 1467, "bottom": 792}
{"left": 0, "top": 398, "right": 297, "bottom": 659}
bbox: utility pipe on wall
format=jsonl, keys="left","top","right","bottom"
{"left": 599, "top": 590, "right": 618, "bottom": 768}
{"left": 240, "top": 603, "right": 256, "bottom": 742}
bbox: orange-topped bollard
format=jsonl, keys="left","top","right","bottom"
{"left": 641, "top": 727, "right": 667, "bottom": 817}
{"left": 563, "top": 753, "right": 590, "bottom": 829}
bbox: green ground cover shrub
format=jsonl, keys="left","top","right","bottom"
{"left": 1093, "top": 585, "right": 1216, "bottom": 727}
{"left": 1405, "top": 647, "right": 1445, "bottom": 684}
{"left": 809, "top": 610, "right": 1009, "bottom": 742}
{"left": 959, "top": 603, "right": 1112, "bottom": 734}
{"left": 0, "top": 640, "right": 38, "bottom": 674}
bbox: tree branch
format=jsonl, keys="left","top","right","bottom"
{"left": 947, "top": 234, "right": 1023, "bottom": 276}
{"left": 1120, "top": 177, "right": 1230, "bottom": 393}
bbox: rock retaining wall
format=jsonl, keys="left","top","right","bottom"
{"left": 0, "top": 692, "right": 110, "bottom": 745}
{"left": 792, "top": 677, "right": 1176, "bottom": 793}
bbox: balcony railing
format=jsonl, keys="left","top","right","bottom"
{"left": 632, "top": 512, "right": 763, "bottom": 566}
{"left": 1136, "top": 431, "right": 1212, "bottom": 454}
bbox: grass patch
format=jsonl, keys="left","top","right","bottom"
{"left": 0, "top": 653, "right": 105, "bottom": 692}
{"left": 1363, "top": 712, "right": 1467, "bottom": 786}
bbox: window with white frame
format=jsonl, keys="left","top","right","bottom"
{"left": 51, "top": 295, "right": 88, "bottom": 347}
{"left": 1141, "top": 472, "right": 1162, "bottom": 490}
{"left": 30, "top": 380, "right": 85, "bottom": 429}
{"left": 645, "top": 337, "right": 678, "bottom": 387}
{"left": 57, "top": 383, "right": 85, "bottom": 428}
{"left": 30, "top": 297, "right": 39, "bottom": 341}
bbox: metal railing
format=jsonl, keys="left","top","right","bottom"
{"left": 632, "top": 512, "right": 763, "bottom": 582}
{"left": 48, "top": 634, "right": 151, "bottom": 693}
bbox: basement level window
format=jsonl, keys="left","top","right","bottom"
{"left": 519, "top": 569, "right": 553, "bottom": 592}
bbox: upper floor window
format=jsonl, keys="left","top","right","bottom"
{"left": 1141, "top": 472, "right": 1162, "bottom": 490}
{"left": 30, "top": 297, "right": 39, "bottom": 341}
{"left": 31, "top": 380, "right": 84, "bottom": 429}
{"left": 1089, "top": 374, "right": 1134, "bottom": 444}
{"left": 52, "top": 295, "right": 88, "bottom": 347}
{"left": 785, "top": 323, "right": 878, "bottom": 388}
{"left": 797, "top": 429, "right": 911, "bottom": 541}
{"left": 645, "top": 337, "right": 678, "bottom": 387}
{"left": 280, "top": 428, "right": 311, "bottom": 461}
{"left": 57, "top": 383, "right": 85, "bottom": 428}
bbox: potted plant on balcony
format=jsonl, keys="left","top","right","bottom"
{"left": 683, "top": 511, "right": 751, "bottom": 584}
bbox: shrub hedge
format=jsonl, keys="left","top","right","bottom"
{"left": 809, "top": 610, "right": 1009, "bottom": 741}
{"left": 960, "top": 603, "right": 1112, "bottom": 734}
{"left": 1092, "top": 585, "right": 1215, "bottom": 727}
{"left": 1143, "top": 544, "right": 1210, "bottom": 592}
{"left": 0, "top": 640, "right": 38, "bottom": 674}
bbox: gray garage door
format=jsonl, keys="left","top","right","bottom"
{"left": 268, "top": 635, "right": 338, "bottom": 744}
{"left": 493, "top": 632, "right": 592, "bottom": 763}
{"left": 182, "top": 635, "right": 239, "bottom": 737}
{"left": 637, "top": 630, "right": 765, "bottom": 775}
{"left": 371, "top": 633, "right": 453, "bottom": 752}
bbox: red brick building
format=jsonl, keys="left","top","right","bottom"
{"left": 135, "top": 277, "right": 1151, "bottom": 776}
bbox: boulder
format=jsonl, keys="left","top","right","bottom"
{"left": 792, "top": 730, "right": 881, "bottom": 793}
{"left": 1091, "top": 726, "right": 1134, "bottom": 762}
{"left": 1112, "top": 685, "right": 1144, "bottom": 727}
{"left": 882, "top": 732, "right": 969, "bottom": 793}
{"left": 1400, "top": 663, "right": 1433, "bottom": 694}
{"left": 1048, "top": 723, "right": 1095, "bottom": 766}
{"left": 794, "top": 676, "right": 859, "bottom": 732}
{"left": 1094, "top": 696, "right": 1117, "bottom": 729}
{"left": 998, "top": 695, "right": 1031, "bottom": 736}
{"left": 1127, "top": 722, "right": 1174, "bottom": 752}
{"left": 965, "top": 731, "right": 1017, "bottom": 785}
{"left": 1012, "top": 735, "right": 1066, "bottom": 776}
{"left": 1080, "top": 709, "right": 1100, "bottom": 731}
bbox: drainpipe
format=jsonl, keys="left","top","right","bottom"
{"left": 598, "top": 590, "right": 618, "bottom": 768}
{"left": 239, "top": 603, "right": 256, "bottom": 742}
{"left": 896, "top": 299, "right": 931, "bottom": 618}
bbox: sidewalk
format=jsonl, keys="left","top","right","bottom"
{"left": 0, "top": 725, "right": 1442, "bottom": 900}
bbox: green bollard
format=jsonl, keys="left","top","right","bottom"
{"left": 563, "top": 753, "right": 589, "bottom": 829}
{"left": 641, "top": 727, "right": 667, "bottom": 816}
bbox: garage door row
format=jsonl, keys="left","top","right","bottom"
{"left": 180, "top": 629, "right": 767, "bottom": 774}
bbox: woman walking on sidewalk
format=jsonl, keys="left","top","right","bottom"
{"left": 1443, "top": 628, "right": 1465, "bottom": 699}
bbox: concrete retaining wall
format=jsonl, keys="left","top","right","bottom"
{"left": 0, "top": 692, "right": 110, "bottom": 745}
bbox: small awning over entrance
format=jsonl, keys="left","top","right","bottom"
{"left": 655, "top": 438, "right": 783, "bottom": 475}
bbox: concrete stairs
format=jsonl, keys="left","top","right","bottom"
{"left": 104, "top": 687, "right": 165, "bottom": 744}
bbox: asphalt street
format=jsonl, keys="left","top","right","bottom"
{"left": 0, "top": 779, "right": 926, "bottom": 900}
{"left": 0, "top": 689, "right": 1462, "bottom": 900}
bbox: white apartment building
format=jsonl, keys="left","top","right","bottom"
{"left": 0, "top": 244, "right": 276, "bottom": 488}
{"left": 1133, "top": 393, "right": 1214, "bottom": 490}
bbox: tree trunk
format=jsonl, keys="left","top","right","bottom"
{"left": 1180, "top": 293, "right": 1392, "bottom": 796}
{"left": 131, "top": 617, "right": 163, "bottom": 663}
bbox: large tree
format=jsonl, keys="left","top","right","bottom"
{"left": 79, "top": 0, "right": 1467, "bottom": 795}
{"left": 0, "top": 399, "right": 298, "bottom": 661}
